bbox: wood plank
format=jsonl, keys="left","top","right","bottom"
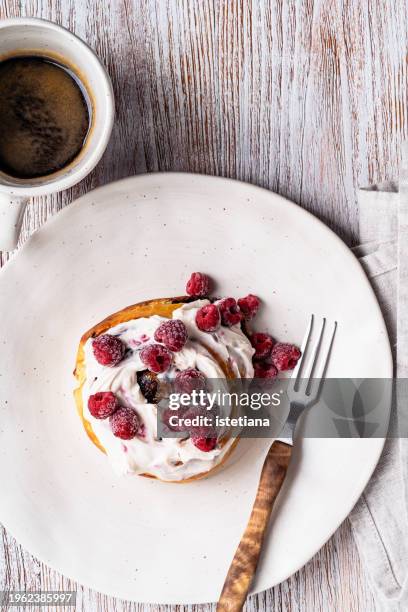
{"left": 1, "top": 0, "right": 406, "bottom": 609}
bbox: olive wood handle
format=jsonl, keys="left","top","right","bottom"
{"left": 217, "top": 440, "right": 293, "bottom": 612}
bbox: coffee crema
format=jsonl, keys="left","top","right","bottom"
{"left": 0, "top": 55, "right": 91, "bottom": 179}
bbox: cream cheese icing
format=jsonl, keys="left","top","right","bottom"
{"left": 81, "top": 299, "right": 254, "bottom": 481}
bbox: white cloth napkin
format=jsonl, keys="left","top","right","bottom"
{"left": 348, "top": 144, "right": 408, "bottom": 610}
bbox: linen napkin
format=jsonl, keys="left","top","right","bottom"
{"left": 348, "top": 144, "right": 408, "bottom": 611}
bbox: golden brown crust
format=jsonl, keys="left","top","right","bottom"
{"left": 73, "top": 296, "right": 239, "bottom": 483}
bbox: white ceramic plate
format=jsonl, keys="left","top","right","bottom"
{"left": 0, "top": 174, "right": 392, "bottom": 603}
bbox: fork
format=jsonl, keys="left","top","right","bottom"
{"left": 217, "top": 315, "right": 337, "bottom": 612}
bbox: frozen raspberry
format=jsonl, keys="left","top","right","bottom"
{"left": 88, "top": 392, "right": 120, "bottom": 419}
{"left": 191, "top": 435, "right": 217, "bottom": 452}
{"left": 218, "top": 298, "right": 243, "bottom": 327}
{"left": 184, "top": 406, "right": 216, "bottom": 436}
{"left": 251, "top": 333, "right": 274, "bottom": 360}
{"left": 253, "top": 361, "right": 278, "bottom": 379}
{"left": 140, "top": 343, "right": 172, "bottom": 373}
{"left": 92, "top": 334, "right": 126, "bottom": 366}
{"left": 175, "top": 368, "right": 206, "bottom": 393}
{"left": 271, "top": 343, "right": 301, "bottom": 371}
{"left": 137, "top": 370, "right": 158, "bottom": 403}
{"left": 186, "top": 272, "right": 211, "bottom": 297}
{"left": 161, "top": 407, "right": 189, "bottom": 432}
{"left": 154, "top": 319, "right": 188, "bottom": 352}
{"left": 237, "top": 294, "right": 260, "bottom": 320}
{"left": 196, "top": 304, "right": 220, "bottom": 332}
{"left": 109, "top": 406, "right": 140, "bottom": 440}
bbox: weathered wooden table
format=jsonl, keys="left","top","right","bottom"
{"left": 1, "top": 1, "right": 407, "bottom": 610}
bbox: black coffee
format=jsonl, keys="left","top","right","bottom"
{"left": 0, "top": 55, "right": 91, "bottom": 179}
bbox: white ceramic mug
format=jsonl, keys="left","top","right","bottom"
{"left": 0, "top": 18, "right": 114, "bottom": 251}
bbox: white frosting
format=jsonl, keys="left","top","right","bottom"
{"left": 81, "top": 299, "right": 254, "bottom": 481}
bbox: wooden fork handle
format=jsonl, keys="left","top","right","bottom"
{"left": 217, "top": 440, "right": 293, "bottom": 612}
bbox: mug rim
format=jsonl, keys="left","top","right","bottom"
{"left": 0, "top": 17, "right": 115, "bottom": 196}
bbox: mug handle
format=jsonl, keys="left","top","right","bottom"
{"left": 0, "top": 194, "right": 28, "bottom": 252}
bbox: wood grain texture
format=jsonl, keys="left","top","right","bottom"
{"left": 218, "top": 442, "right": 293, "bottom": 612}
{"left": 1, "top": 0, "right": 407, "bottom": 610}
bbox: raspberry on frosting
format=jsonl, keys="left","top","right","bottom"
{"left": 182, "top": 406, "right": 215, "bottom": 436}
{"left": 271, "top": 343, "right": 301, "bottom": 371}
{"left": 186, "top": 272, "right": 211, "bottom": 297}
{"left": 253, "top": 361, "right": 278, "bottom": 379}
{"left": 195, "top": 304, "right": 221, "bottom": 332}
{"left": 140, "top": 343, "right": 172, "bottom": 373}
{"left": 154, "top": 319, "right": 188, "bottom": 352}
{"left": 109, "top": 406, "right": 140, "bottom": 440}
{"left": 237, "top": 294, "right": 260, "bottom": 320}
{"left": 92, "top": 334, "right": 126, "bottom": 366}
{"left": 88, "top": 392, "right": 120, "bottom": 419}
{"left": 191, "top": 435, "right": 217, "bottom": 452}
{"left": 218, "top": 297, "right": 243, "bottom": 327}
{"left": 251, "top": 332, "right": 274, "bottom": 360}
{"left": 162, "top": 406, "right": 214, "bottom": 436}
{"left": 174, "top": 368, "right": 206, "bottom": 393}
{"left": 161, "top": 407, "right": 189, "bottom": 432}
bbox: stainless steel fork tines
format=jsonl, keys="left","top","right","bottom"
{"left": 281, "top": 315, "right": 337, "bottom": 442}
